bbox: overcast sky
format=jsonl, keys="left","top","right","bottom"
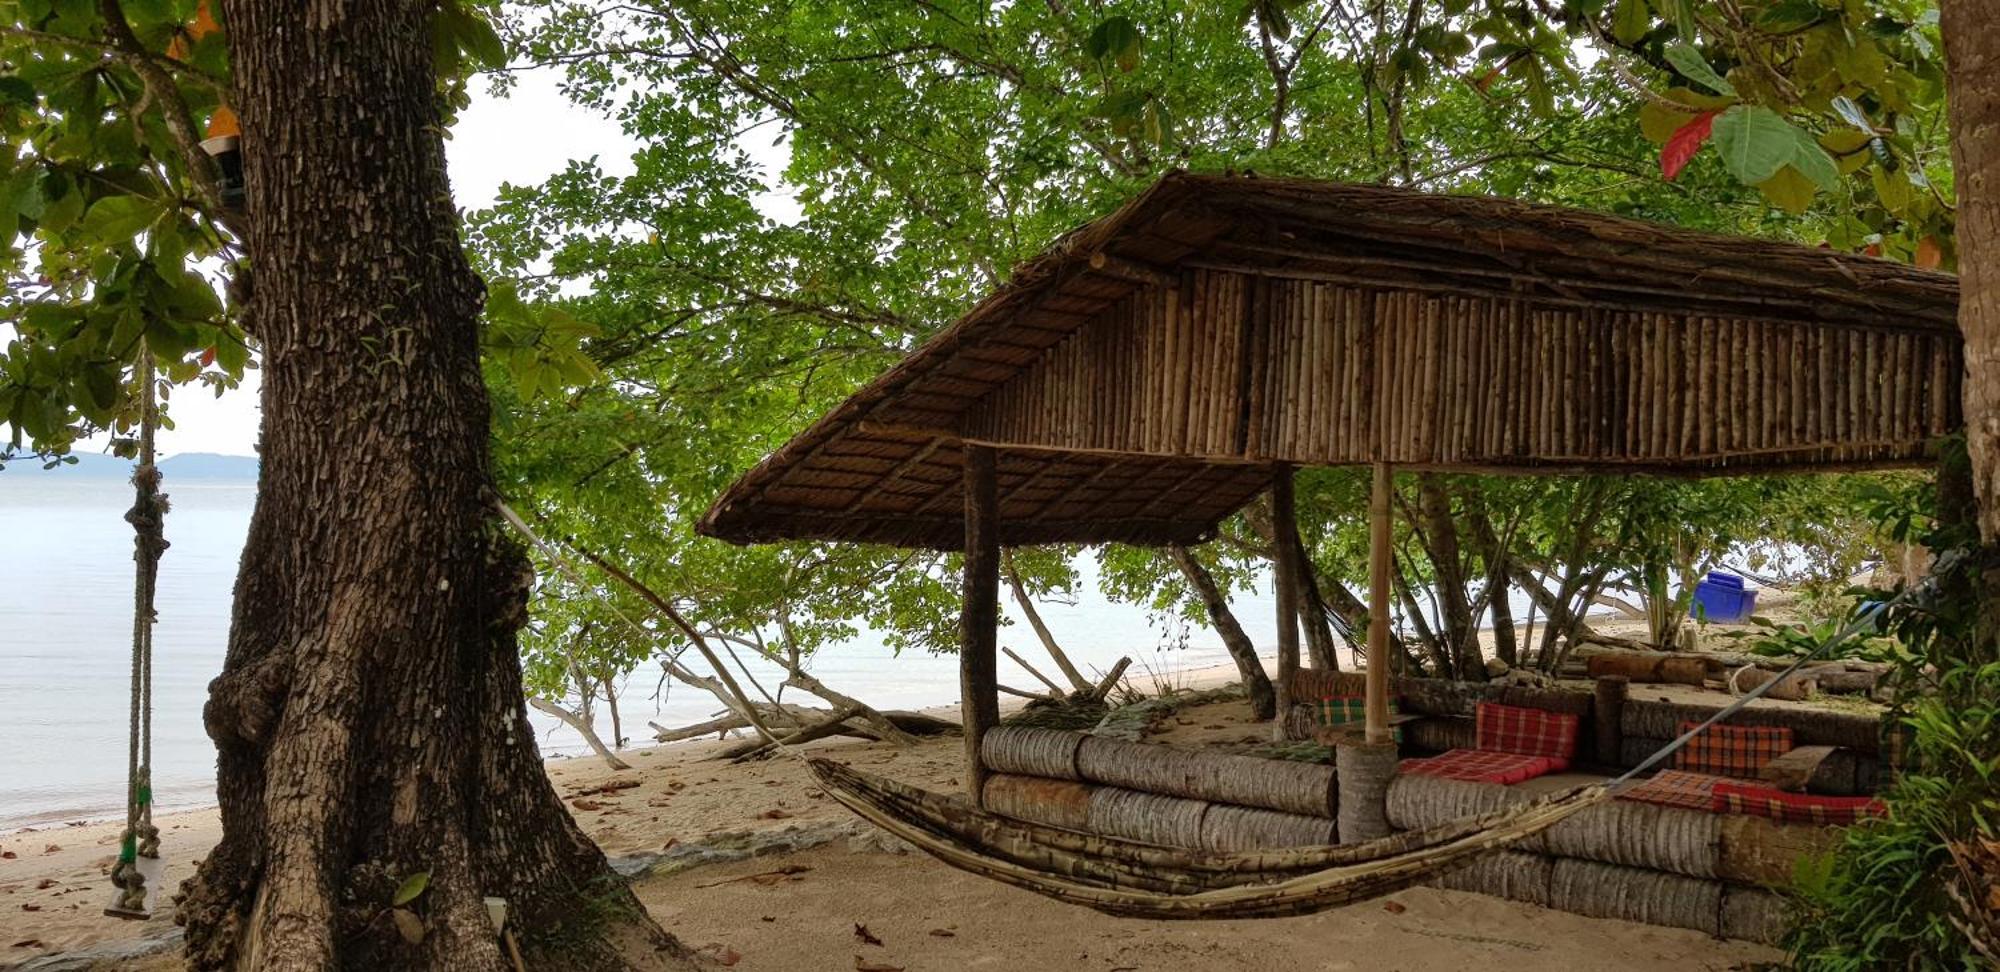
{"left": 143, "top": 68, "right": 644, "bottom": 458}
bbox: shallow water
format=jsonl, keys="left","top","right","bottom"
{"left": 0, "top": 473, "right": 1271, "bottom": 830}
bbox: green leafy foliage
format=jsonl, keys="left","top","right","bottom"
{"left": 1786, "top": 542, "right": 2000, "bottom": 968}
{"left": 0, "top": 0, "right": 517, "bottom": 460}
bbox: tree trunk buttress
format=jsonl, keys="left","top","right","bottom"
{"left": 175, "top": 4, "right": 696, "bottom": 969}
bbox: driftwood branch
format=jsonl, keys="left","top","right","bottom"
{"left": 528, "top": 697, "right": 631, "bottom": 771}
{"left": 1089, "top": 657, "right": 1132, "bottom": 701}
{"left": 1002, "top": 551, "right": 1093, "bottom": 693}
{"left": 1001, "top": 646, "right": 1064, "bottom": 697}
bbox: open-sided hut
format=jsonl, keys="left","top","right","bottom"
{"left": 702, "top": 169, "right": 1958, "bottom": 783}
{"left": 701, "top": 172, "right": 1957, "bottom": 936}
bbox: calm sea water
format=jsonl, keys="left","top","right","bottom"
{"left": 0, "top": 473, "right": 1273, "bottom": 830}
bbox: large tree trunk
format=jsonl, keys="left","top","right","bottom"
{"left": 1944, "top": 0, "right": 2000, "bottom": 541}
{"left": 173, "top": 4, "right": 696, "bottom": 970}
{"left": 1169, "top": 544, "right": 1276, "bottom": 720}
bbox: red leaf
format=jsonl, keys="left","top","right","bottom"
{"left": 1915, "top": 236, "right": 1942, "bottom": 269}
{"left": 1660, "top": 111, "right": 1718, "bottom": 181}
{"left": 200, "top": 346, "right": 217, "bottom": 368}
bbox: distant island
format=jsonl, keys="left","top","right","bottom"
{"left": 2, "top": 451, "right": 259, "bottom": 482}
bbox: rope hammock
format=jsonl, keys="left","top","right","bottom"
{"left": 106, "top": 348, "right": 167, "bottom": 921}
{"left": 499, "top": 496, "right": 1910, "bottom": 919}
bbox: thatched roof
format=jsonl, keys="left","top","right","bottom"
{"left": 700, "top": 173, "right": 1960, "bottom": 550}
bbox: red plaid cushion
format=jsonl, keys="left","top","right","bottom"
{"left": 1711, "top": 781, "right": 1885, "bottom": 826}
{"left": 1474, "top": 702, "right": 1579, "bottom": 761}
{"left": 1400, "top": 748, "right": 1565, "bottom": 785}
{"left": 1618, "top": 769, "right": 1731, "bottom": 810}
{"left": 1671, "top": 721, "right": 1793, "bottom": 777}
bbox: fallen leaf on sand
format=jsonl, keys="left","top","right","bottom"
{"left": 19, "top": 904, "right": 39, "bottom": 912}
{"left": 41, "top": 845, "right": 58, "bottom": 854}
{"left": 853, "top": 923, "right": 882, "bottom": 946}
{"left": 0, "top": 851, "right": 14, "bottom": 860}
{"left": 570, "top": 799, "right": 605, "bottom": 811}
{"left": 696, "top": 943, "right": 741, "bottom": 966}
{"left": 34, "top": 879, "right": 54, "bottom": 890}
{"left": 1203, "top": 723, "right": 1225, "bottom": 730}
{"left": 853, "top": 957, "right": 903, "bottom": 972}
{"left": 12, "top": 939, "right": 44, "bottom": 949}
{"left": 760, "top": 916, "right": 776, "bottom": 923}
{"left": 1383, "top": 900, "right": 1407, "bottom": 914}
{"left": 660, "top": 838, "right": 680, "bottom": 851}
{"left": 927, "top": 928, "right": 956, "bottom": 938}
{"left": 758, "top": 809, "right": 793, "bottom": 820}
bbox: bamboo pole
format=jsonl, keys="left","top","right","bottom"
{"left": 1272, "top": 464, "right": 1301, "bottom": 737}
{"left": 962, "top": 445, "right": 1001, "bottom": 806}
{"left": 1366, "top": 462, "right": 1393, "bottom": 744}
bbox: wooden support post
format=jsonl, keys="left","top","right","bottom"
{"left": 960, "top": 445, "right": 1001, "bottom": 807}
{"left": 1592, "top": 675, "right": 1628, "bottom": 767}
{"left": 1271, "top": 464, "right": 1300, "bottom": 739}
{"left": 1366, "top": 462, "right": 1394, "bottom": 745}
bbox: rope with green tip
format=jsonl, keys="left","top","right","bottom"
{"left": 111, "top": 347, "right": 166, "bottom": 915}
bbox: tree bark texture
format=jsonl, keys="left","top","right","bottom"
{"left": 175, "top": 4, "right": 696, "bottom": 969}
{"left": 1168, "top": 544, "right": 1276, "bottom": 720}
{"left": 961, "top": 445, "right": 1001, "bottom": 806}
{"left": 1943, "top": 0, "right": 2000, "bottom": 541}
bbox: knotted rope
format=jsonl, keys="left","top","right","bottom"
{"left": 109, "top": 348, "right": 168, "bottom": 918}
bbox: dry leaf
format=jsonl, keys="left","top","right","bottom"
{"left": 1382, "top": 900, "right": 1407, "bottom": 914}
{"left": 927, "top": 928, "right": 955, "bottom": 938}
{"left": 760, "top": 915, "right": 777, "bottom": 923}
{"left": 34, "top": 879, "right": 54, "bottom": 890}
{"left": 696, "top": 943, "right": 741, "bottom": 966}
{"left": 853, "top": 957, "right": 903, "bottom": 972}
{"left": 758, "top": 808, "right": 793, "bottom": 820}
{"left": 11, "top": 939, "right": 44, "bottom": 949}
{"left": 853, "top": 923, "right": 883, "bottom": 946}
{"left": 660, "top": 838, "right": 680, "bottom": 851}
{"left": 40, "top": 845, "right": 58, "bottom": 855}
{"left": 390, "top": 908, "right": 425, "bottom": 945}
{"left": 0, "top": 851, "right": 15, "bottom": 860}
{"left": 570, "top": 799, "right": 604, "bottom": 811}
{"left": 20, "top": 904, "right": 39, "bottom": 912}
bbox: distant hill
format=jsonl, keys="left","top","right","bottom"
{"left": 1, "top": 451, "right": 258, "bottom": 482}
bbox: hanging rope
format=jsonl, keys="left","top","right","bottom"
{"left": 108, "top": 346, "right": 167, "bottom": 920}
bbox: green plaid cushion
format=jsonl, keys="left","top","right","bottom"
{"left": 1315, "top": 696, "right": 1401, "bottom": 742}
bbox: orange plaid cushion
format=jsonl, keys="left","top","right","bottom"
{"left": 1671, "top": 721, "right": 1793, "bottom": 777}
{"left": 1712, "top": 781, "right": 1885, "bottom": 826}
{"left": 1400, "top": 749, "right": 1565, "bottom": 785}
{"left": 1474, "top": 702, "right": 1579, "bottom": 761}
{"left": 1618, "top": 769, "right": 1731, "bottom": 810}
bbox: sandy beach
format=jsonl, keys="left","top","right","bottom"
{"left": 1, "top": 653, "right": 1784, "bottom": 972}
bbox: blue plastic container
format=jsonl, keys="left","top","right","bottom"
{"left": 1688, "top": 571, "right": 1757, "bottom": 623}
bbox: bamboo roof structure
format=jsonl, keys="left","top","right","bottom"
{"left": 699, "top": 172, "right": 1961, "bottom": 551}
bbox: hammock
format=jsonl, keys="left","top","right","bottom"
{"left": 811, "top": 757, "right": 1605, "bottom": 920}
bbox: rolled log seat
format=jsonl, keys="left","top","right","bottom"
{"left": 982, "top": 725, "right": 1086, "bottom": 780}
{"left": 1429, "top": 850, "right": 1554, "bottom": 909}
{"left": 1551, "top": 858, "right": 1722, "bottom": 934}
{"left": 983, "top": 773, "right": 1340, "bottom": 851}
{"left": 1073, "top": 734, "right": 1338, "bottom": 817}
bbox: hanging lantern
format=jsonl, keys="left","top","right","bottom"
{"left": 169, "top": 2, "right": 244, "bottom": 209}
